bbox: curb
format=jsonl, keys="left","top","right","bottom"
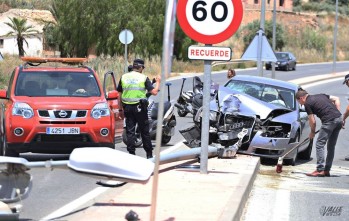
{"left": 229, "top": 157, "right": 261, "bottom": 221}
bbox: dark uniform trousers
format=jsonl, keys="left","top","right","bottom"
{"left": 124, "top": 103, "right": 152, "bottom": 155}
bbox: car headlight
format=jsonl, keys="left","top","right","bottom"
{"left": 12, "top": 102, "right": 34, "bottom": 119}
{"left": 91, "top": 103, "right": 110, "bottom": 119}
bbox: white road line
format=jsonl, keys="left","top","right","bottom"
{"left": 40, "top": 141, "right": 185, "bottom": 220}
{"left": 40, "top": 184, "right": 110, "bottom": 221}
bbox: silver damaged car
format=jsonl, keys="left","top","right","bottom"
{"left": 180, "top": 75, "right": 312, "bottom": 165}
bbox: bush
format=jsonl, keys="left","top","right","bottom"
{"left": 300, "top": 27, "right": 327, "bottom": 52}
{"left": 0, "top": 55, "right": 21, "bottom": 89}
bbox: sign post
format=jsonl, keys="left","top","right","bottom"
{"left": 118, "top": 29, "right": 134, "bottom": 73}
{"left": 177, "top": 0, "right": 243, "bottom": 174}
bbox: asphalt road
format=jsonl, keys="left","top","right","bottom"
{"left": 18, "top": 61, "right": 349, "bottom": 220}
{"left": 241, "top": 78, "right": 349, "bottom": 221}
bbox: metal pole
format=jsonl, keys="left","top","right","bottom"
{"left": 271, "top": 0, "right": 276, "bottom": 79}
{"left": 150, "top": 0, "right": 176, "bottom": 220}
{"left": 124, "top": 30, "right": 128, "bottom": 73}
{"left": 332, "top": 0, "right": 338, "bottom": 74}
{"left": 258, "top": 0, "right": 266, "bottom": 76}
{"left": 200, "top": 57, "right": 212, "bottom": 174}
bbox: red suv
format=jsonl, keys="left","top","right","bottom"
{"left": 0, "top": 57, "right": 123, "bottom": 157}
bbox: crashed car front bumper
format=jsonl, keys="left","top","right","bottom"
{"left": 238, "top": 131, "right": 297, "bottom": 158}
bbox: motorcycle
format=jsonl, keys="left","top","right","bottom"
{"left": 122, "top": 82, "right": 176, "bottom": 147}
{"left": 174, "top": 76, "right": 203, "bottom": 120}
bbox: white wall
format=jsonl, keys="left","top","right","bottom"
{"left": 0, "top": 35, "right": 43, "bottom": 56}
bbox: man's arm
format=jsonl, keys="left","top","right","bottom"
{"left": 308, "top": 114, "right": 317, "bottom": 139}
{"left": 342, "top": 105, "right": 349, "bottom": 128}
{"left": 329, "top": 95, "right": 340, "bottom": 110}
{"left": 149, "top": 76, "right": 161, "bottom": 96}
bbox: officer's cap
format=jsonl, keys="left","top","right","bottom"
{"left": 133, "top": 58, "right": 145, "bottom": 68}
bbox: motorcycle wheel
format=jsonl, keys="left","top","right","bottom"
{"left": 177, "top": 108, "right": 188, "bottom": 117}
{"left": 161, "top": 135, "right": 171, "bottom": 144}
{"left": 122, "top": 130, "right": 143, "bottom": 148}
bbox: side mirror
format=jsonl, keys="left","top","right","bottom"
{"left": 0, "top": 89, "right": 7, "bottom": 99}
{"left": 106, "top": 90, "right": 119, "bottom": 100}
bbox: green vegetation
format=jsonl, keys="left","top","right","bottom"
{"left": 239, "top": 20, "right": 285, "bottom": 51}
{"left": 1, "top": 0, "right": 349, "bottom": 88}
{"left": 294, "top": 0, "right": 349, "bottom": 16}
{"left": 45, "top": 0, "right": 194, "bottom": 60}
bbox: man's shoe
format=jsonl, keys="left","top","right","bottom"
{"left": 324, "top": 170, "right": 330, "bottom": 177}
{"left": 129, "top": 151, "right": 136, "bottom": 155}
{"left": 306, "top": 170, "right": 325, "bottom": 177}
{"left": 345, "top": 155, "right": 349, "bottom": 161}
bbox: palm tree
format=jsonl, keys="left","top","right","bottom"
{"left": 4, "top": 17, "right": 40, "bottom": 57}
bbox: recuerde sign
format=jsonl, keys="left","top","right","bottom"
{"left": 188, "top": 45, "right": 232, "bottom": 61}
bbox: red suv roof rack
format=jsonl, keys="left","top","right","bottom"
{"left": 21, "top": 57, "right": 88, "bottom": 64}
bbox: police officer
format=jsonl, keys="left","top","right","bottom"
{"left": 117, "top": 58, "right": 161, "bottom": 158}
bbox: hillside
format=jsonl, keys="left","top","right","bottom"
{"left": 220, "top": 9, "right": 349, "bottom": 64}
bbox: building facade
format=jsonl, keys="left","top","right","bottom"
{"left": 0, "top": 9, "right": 55, "bottom": 56}
{"left": 243, "top": 0, "right": 293, "bottom": 11}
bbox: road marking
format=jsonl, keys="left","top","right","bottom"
{"left": 271, "top": 189, "right": 290, "bottom": 221}
{"left": 40, "top": 141, "right": 185, "bottom": 220}
{"left": 301, "top": 77, "right": 342, "bottom": 88}
{"left": 40, "top": 183, "right": 111, "bottom": 221}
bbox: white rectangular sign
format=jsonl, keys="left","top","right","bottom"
{"left": 188, "top": 45, "right": 232, "bottom": 61}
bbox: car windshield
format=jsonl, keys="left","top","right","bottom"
{"left": 15, "top": 71, "right": 101, "bottom": 97}
{"left": 276, "top": 53, "right": 289, "bottom": 59}
{"left": 224, "top": 80, "right": 296, "bottom": 110}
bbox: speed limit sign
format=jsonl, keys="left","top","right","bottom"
{"left": 177, "top": 0, "right": 243, "bottom": 44}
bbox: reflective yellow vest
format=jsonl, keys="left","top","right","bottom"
{"left": 121, "top": 71, "right": 147, "bottom": 104}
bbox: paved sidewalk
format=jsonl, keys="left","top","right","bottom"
{"left": 61, "top": 155, "right": 260, "bottom": 221}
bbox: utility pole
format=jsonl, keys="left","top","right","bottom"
{"left": 258, "top": 0, "right": 266, "bottom": 76}
{"left": 332, "top": 0, "right": 339, "bottom": 74}
{"left": 271, "top": 0, "right": 276, "bottom": 79}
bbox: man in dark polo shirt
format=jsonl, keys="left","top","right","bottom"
{"left": 296, "top": 89, "right": 342, "bottom": 177}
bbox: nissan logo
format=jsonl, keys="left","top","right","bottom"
{"left": 58, "top": 110, "right": 68, "bottom": 118}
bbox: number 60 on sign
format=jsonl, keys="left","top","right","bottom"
{"left": 177, "top": 0, "right": 243, "bottom": 44}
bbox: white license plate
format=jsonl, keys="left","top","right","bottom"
{"left": 275, "top": 64, "right": 278, "bottom": 67}
{"left": 46, "top": 127, "right": 80, "bottom": 134}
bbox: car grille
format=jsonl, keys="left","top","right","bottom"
{"left": 39, "top": 121, "right": 86, "bottom": 124}
{"left": 222, "top": 114, "right": 255, "bottom": 130}
{"left": 255, "top": 148, "right": 283, "bottom": 156}
{"left": 38, "top": 110, "right": 87, "bottom": 119}
{"left": 33, "top": 134, "right": 92, "bottom": 142}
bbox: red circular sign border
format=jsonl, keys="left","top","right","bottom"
{"left": 177, "top": 0, "right": 243, "bottom": 44}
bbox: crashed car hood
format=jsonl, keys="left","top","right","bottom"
{"left": 218, "top": 86, "right": 292, "bottom": 119}
{"left": 14, "top": 96, "right": 106, "bottom": 110}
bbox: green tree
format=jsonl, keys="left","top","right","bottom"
{"left": 4, "top": 17, "right": 40, "bottom": 57}
{"left": 241, "top": 20, "right": 285, "bottom": 52}
{"left": 46, "top": 0, "right": 193, "bottom": 60}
